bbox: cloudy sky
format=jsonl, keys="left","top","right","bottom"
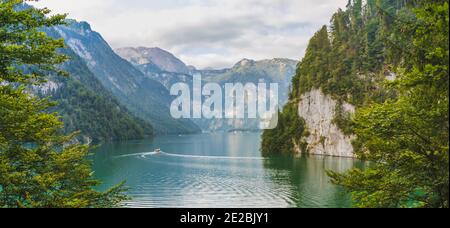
{"left": 31, "top": 0, "right": 347, "bottom": 69}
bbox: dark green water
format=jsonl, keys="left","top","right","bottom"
{"left": 93, "top": 132, "right": 358, "bottom": 208}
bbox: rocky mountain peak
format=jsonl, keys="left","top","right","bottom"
{"left": 234, "top": 58, "right": 256, "bottom": 68}
{"left": 115, "top": 47, "right": 190, "bottom": 74}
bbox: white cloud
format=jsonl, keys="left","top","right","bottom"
{"left": 31, "top": 0, "right": 347, "bottom": 69}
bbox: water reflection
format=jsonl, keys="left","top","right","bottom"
{"left": 263, "top": 156, "right": 359, "bottom": 208}
{"left": 92, "top": 132, "right": 358, "bottom": 208}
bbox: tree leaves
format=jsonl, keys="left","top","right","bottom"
{"left": 331, "top": 1, "right": 449, "bottom": 208}
{"left": 0, "top": 0, "right": 128, "bottom": 208}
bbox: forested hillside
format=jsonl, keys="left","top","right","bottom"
{"left": 262, "top": 0, "right": 449, "bottom": 208}
{"left": 262, "top": 0, "right": 397, "bottom": 156}
{"left": 14, "top": 3, "right": 154, "bottom": 142}
{"left": 43, "top": 48, "right": 153, "bottom": 142}
{"left": 52, "top": 21, "right": 201, "bottom": 135}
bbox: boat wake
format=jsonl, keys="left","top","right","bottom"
{"left": 114, "top": 152, "right": 159, "bottom": 159}
{"left": 115, "top": 151, "right": 265, "bottom": 160}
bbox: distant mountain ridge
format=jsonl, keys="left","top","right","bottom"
{"left": 195, "top": 58, "right": 298, "bottom": 131}
{"left": 51, "top": 20, "right": 201, "bottom": 135}
{"left": 33, "top": 28, "right": 154, "bottom": 142}
{"left": 43, "top": 16, "right": 296, "bottom": 135}
{"left": 116, "top": 47, "right": 191, "bottom": 74}
{"left": 117, "top": 46, "right": 298, "bottom": 132}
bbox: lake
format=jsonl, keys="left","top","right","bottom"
{"left": 93, "top": 132, "right": 358, "bottom": 208}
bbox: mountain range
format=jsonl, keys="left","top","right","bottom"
{"left": 33, "top": 15, "right": 298, "bottom": 139}
{"left": 116, "top": 47, "right": 298, "bottom": 131}
{"left": 116, "top": 47, "right": 192, "bottom": 75}
{"left": 49, "top": 20, "right": 201, "bottom": 136}
{"left": 32, "top": 44, "right": 154, "bottom": 142}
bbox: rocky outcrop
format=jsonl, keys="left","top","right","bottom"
{"left": 115, "top": 47, "right": 191, "bottom": 74}
{"left": 297, "top": 89, "right": 356, "bottom": 158}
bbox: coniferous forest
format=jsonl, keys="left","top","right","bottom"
{"left": 262, "top": 0, "right": 449, "bottom": 208}
{"left": 1, "top": 0, "right": 448, "bottom": 209}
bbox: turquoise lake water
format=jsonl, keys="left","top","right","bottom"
{"left": 93, "top": 132, "right": 358, "bottom": 208}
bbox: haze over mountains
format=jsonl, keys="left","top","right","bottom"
{"left": 116, "top": 47, "right": 191, "bottom": 74}
{"left": 55, "top": 21, "right": 203, "bottom": 135}
{"left": 116, "top": 46, "right": 298, "bottom": 131}
{"left": 32, "top": 37, "right": 154, "bottom": 142}
{"left": 35, "top": 15, "right": 298, "bottom": 138}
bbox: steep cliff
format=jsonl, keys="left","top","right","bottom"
{"left": 50, "top": 21, "right": 201, "bottom": 135}
{"left": 297, "top": 89, "right": 355, "bottom": 157}
{"left": 28, "top": 32, "right": 154, "bottom": 142}
{"left": 262, "top": 0, "right": 396, "bottom": 157}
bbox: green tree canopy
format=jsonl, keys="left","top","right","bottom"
{"left": 329, "top": 1, "right": 449, "bottom": 208}
{"left": 0, "top": 0, "right": 127, "bottom": 208}
{"left": 262, "top": 0, "right": 448, "bottom": 208}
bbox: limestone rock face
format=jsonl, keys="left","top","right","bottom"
{"left": 298, "top": 89, "right": 355, "bottom": 158}
{"left": 115, "top": 47, "right": 191, "bottom": 75}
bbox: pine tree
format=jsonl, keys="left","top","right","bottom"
{"left": 293, "top": 26, "right": 332, "bottom": 98}
{"left": 329, "top": 1, "right": 449, "bottom": 208}
{"left": 0, "top": 0, "right": 128, "bottom": 208}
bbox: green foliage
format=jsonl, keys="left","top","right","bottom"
{"left": 50, "top": 76, "right": 153, "bottom": 142}
{"left": 330, "top": 1, "right": 449, "bottom": 208}
{"left": 46, "top": 48, "right": 153, "bottom": 142}
{"left": 261, "top": 102, "right": 306, "bottom": 156}
{"left": 291, "top": 26, "right": 332, "bottom": 99}
{"left": 332, "top": 101, "right": 354, "bottom": 136}
{"left": 266, "top": 0, "right": 398, "bottom": 156}
{"left": 263, "top": 0, "right": 449, "bottom": 208}
{"left": 288, "top": 1, "right": 400, "bottom": 139}
{"left": 0, "top": 0, "right": 128, "bottom": 208}
{"left": 0, "top": 0, "right": 67, "bottom": 84}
